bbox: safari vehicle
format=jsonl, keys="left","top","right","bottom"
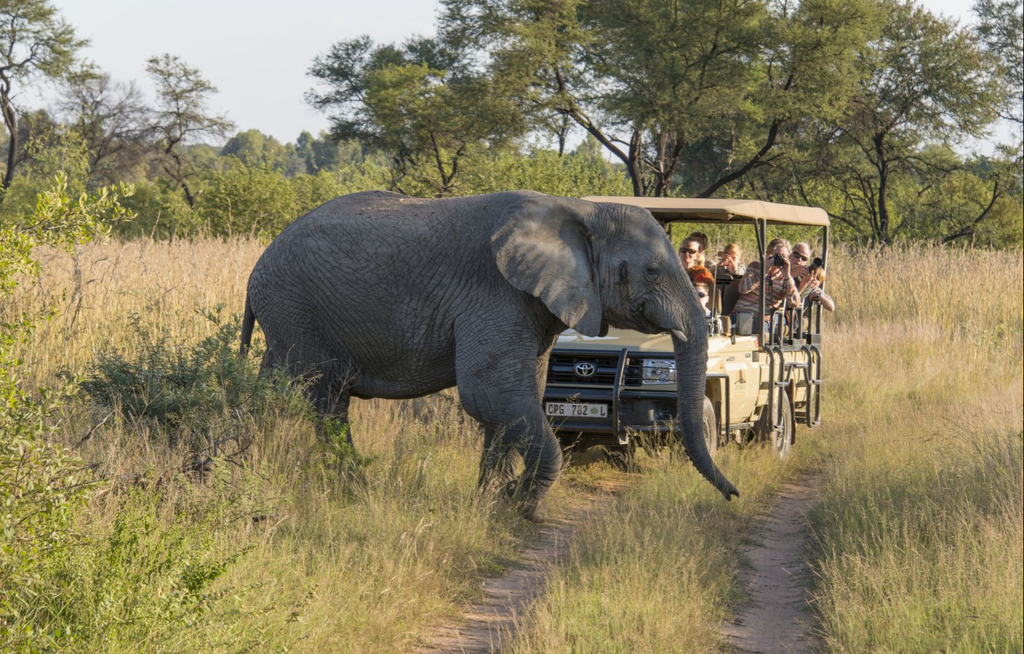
{"left": 543, "top": 197, "right": 829, "bottom": 459}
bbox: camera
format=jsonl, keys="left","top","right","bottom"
{"left": 809, "top": 257, "right": 823, "bottom": 272}
{"left": 772, "top": 253, "right": 786, "bottom": 267}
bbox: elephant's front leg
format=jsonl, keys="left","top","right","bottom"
{"left": 456, "top": 338, "right": 562, "bottom": 523}
{"left": 478, "top": 424, "right": 520, "bottom": 494}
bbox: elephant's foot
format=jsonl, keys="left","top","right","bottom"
{"left": 501, "top": 479, "right": 549, "bottom": 523}
{"left": 522, "top": 499, "right": 548, "bottom": 523}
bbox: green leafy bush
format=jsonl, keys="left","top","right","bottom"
{"left": 1, "top": 172, "right": 133, "bottom": 649}
{"left": 79, "top": 309, "right": 301, "bottom": 453}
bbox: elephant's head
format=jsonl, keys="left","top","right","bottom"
{"left": 491, "top": 196, "right": 739, "bottom": 501}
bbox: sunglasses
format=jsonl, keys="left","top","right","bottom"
{"left": 697, "top": 292, "right": 707, "bottom": 298}
{"left": 792, "top": 252, "right": 809, "bottom": 262}
{"left": 680, "top": 248, "right": 699, "bottom": 255}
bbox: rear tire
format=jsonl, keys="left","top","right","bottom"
{"left": 755, "top": 390, "right": 793, "bottom": 459}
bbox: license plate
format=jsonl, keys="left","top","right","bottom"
{"left": 545, "top": 402, "right": 608, "bottom": 418}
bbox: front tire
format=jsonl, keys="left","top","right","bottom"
{"left": 606, "top": 445, "right": 639, "bottom": 472}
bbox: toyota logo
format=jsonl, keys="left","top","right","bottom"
{"left": 574, "top": 362, "right": 597, "bottom": 378}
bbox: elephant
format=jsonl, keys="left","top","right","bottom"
{"left": 239, "top": 190, "right": 738, "bottom": 521}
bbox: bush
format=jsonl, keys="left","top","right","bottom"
{"left": 1, "top": 173, "right": 133, "bottom": 649}
{"left": 79, "top": 309, "right": 302, "bottom": 454}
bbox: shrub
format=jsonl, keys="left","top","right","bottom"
{"left": 1, "top": 173, "right": 133, "bottom": 649}
{"left": 79, "top": 309, "right": 302, "bottom": 454}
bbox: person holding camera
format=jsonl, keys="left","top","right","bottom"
{"left": 788, "top": 242, "right": 836, "bottom": 312}
{"left": 715, "top": 243, "right": 746, "bottom": 277}
{"left": 730, "top": 238, "right": 802, "bottom": 323}
{"left": 800, "top": 266, "right": 835, "bottom": 312}
{"left": 789, "top": 242, "right": 813, "bottom": 277}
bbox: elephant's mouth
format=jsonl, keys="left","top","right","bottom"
{"left": 630, "top": 299, "right": 667, "bottom": 334}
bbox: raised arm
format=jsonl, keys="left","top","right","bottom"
{"left": 738, "top": 261, "right": 761, "bottom": 294}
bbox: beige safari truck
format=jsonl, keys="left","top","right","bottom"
{"left": 543, "top": 197, "right": 829, "bottom": 460}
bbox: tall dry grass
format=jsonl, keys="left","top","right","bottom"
{"left": 809, "top": 245, "right": 1023, "bottom": 652}
{"left": 5, "top": 238, "right": 546, "bottom": 652}
{"left": 10, "top": 238, "right": 265, "bottom": 385}
{"left": 7, "top": 238, "right": 1021, "bottom": 652}
{"left": 506, "top": 446, "right": 797, "bottom": 653}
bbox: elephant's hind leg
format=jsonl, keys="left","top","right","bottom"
{"left": 267, "top": 335, "right": 357, "bottom": 448}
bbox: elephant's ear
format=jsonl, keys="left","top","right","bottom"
{"left": 492, "top": 197, "right": 603, "bottom": 336}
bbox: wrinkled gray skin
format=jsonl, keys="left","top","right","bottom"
{"left": 240, "top": 191, "right": 739, "bottom": 521}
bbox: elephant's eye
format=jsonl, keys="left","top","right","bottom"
{"left": 644, "top": 265, "right": 660, "bottom": 282}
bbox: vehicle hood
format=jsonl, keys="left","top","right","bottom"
{"left": 554, "top": 327, "right": 675, "bottom": 352}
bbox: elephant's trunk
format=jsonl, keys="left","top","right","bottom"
{"left": 672, "top": 331, "right": 740, "bottom": 500}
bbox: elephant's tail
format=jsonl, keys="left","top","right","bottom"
{"left": 240, "top": 295, "right": 255, "bottom": 358}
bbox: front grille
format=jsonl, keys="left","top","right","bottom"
{"left": 547, "top": 353, "right": 670, "bottom": 387}
{"left": 547, "top": 353, "right": 620, "bottom": 385}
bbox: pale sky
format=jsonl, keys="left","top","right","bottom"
{"left": 32, "top": 0, "right": 987, "bottom": 147}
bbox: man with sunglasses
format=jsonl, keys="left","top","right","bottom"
{"left": 731, "top": 238, "right": 802, "bottom": 324}
{"left": 790, "top": 243, "right": 812, "bottom": 269}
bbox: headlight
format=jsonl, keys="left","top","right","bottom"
{"left": 642, "top": 359, "right": 676, "bottom": 385}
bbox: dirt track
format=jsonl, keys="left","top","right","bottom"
{"left": 416, "top": 483, "right": 620, "bottom": 654}
{"left": 723, "top": 475, "right": 822, "bottom": 654}
{"left": 417, "top": 475, "right": 822, "bottom": 653}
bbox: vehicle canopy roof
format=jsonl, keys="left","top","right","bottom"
{"left": 582, "top": 196, "right": 829, "bottom": 227}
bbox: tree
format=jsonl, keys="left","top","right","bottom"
{"left": 295, "top": 130, "right": 363, "bottom": 174}
{"left": 307, "top": 36, "right": 523, "bottom": 196}
{"left": 0, "top": 122, "right": 91, "bottom": 219}
{"left": 146, "top": 54, "right": 234, "bottom": 207}
{"left": 221, "top": 128, "right": 295, "bottom": 170}
{"left": 57, "top": 65, "right": 151, "bottom": 184}
{"left": 974, "top": 0, "right": 1023, "bottom": 143}
{"left": 440, "top": 0, "right": 875, "bottom": 197}
{"left": 0, "top": 0, "right": 86, "bottom": 203}
{"left": 792, "top": 0, "right": 1003, "bottom": 243}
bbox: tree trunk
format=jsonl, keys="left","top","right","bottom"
{"left": 874, "top": 135, "right": 891, "bottom": 244}
{"left": 0, "top": 85, "right": 18, "bottom": 204}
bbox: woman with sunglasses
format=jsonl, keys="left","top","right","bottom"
{"left": 678, "top": 237, "right": 706, "bottom": 272}
{"left": 691, "top": 268, "right": 715, "bottom": 317}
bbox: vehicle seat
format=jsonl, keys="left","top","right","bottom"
{"left": 721, "top": 279, "right": 743, "bottom": 316}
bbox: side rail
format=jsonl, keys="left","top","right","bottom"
{"left": 799, "top": 344, "right": 822, "bottom": 426}
{"left": 766, "top": 303, "right": 824, "bottom": 429}
{"left": 764, "top": 345, "right": 788, "bottom": 431}
{"left": 801, "top": 301, "right": 824, "bottom": 426}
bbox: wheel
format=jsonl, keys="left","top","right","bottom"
{"left": 755, "top": 389, "right": 793, "bottom": 459}
{"left": 702, "top": 396, "right": 719, "bottom": 459}
{"left": 605, "top": 445, "right": 639, "bottom": 472}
